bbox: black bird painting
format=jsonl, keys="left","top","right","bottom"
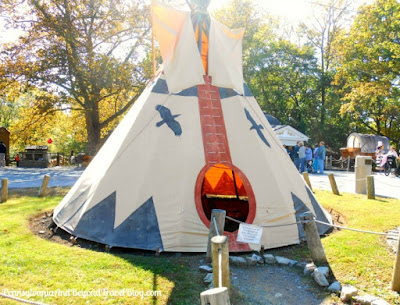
{"left": 155, "top": 105, "right": 182, "bottom": 136}
{"left": 244, "top": 108, "right": 270, "bottom": 147}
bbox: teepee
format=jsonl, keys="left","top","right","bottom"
{"left": 53, "top": 0, "right": 332, "bottom": 252}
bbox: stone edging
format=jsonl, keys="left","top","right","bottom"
{"left": 199, "top": 253, "right": 390, "bottom": 305}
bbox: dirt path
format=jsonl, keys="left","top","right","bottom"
{"left": 230, "top": 265, "right": 336, "bottom": 305}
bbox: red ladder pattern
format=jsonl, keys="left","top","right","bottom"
{"left": 197, "top": 75, "right": 232, "bottom": 165}
{"left": 196, "top": 75, "right": 252, "bottom": 252}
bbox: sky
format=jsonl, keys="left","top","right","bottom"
{"left": 209, "top": 0, "right": 315, "bottom": 23}
{"left": 0, "top": 0, "right": 374, "bottom": 43}
{"left": 209, "top": 0, "right": 373, "bottom": 25}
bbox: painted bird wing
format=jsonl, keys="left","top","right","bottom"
{"left": 166, "top": 120, "right": 182, "bottom": 136}
{"left": 244, "top": 108, "right": 257, "bottom": 128}
{"left": 156, "top": 120, "right": 165, "bottom": 127}
{"left": 256, "top": 129, "right": 270, "bottom": 147}
{"left": 245, "top": 108, "right": 270, "bottom": 147}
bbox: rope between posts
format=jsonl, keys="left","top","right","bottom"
{"left": 224, "top": 215, "right": 390, "bottom": 236}
{"left": 314, "top": 219, "right": 389, "bottom": 236}
{"left": 225, "top": 215, "right": 300, "bottom": 228}
{"left": 0, "top": 293, "right": 48, "bottom": 305}
{"left": 212, "top": 216, "right": 220, "bottom": 236}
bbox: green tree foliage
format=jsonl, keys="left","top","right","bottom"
{"left": 212, "top": 0, "right": 278, "bottom": 78}
{"left": 247, "top": 40, "right": 319, "bottom": 134}
{"left": 214, "top": 0, "right": 353, "bottom": 150}
{"left": 334, "top": 0, "right": 400, "bottom": 142}
{"left": 300, "top": 0, "right": 353, "bottom": 126}
{"left": 298, "top": 0, "right": 355, "bottom": 150}
{"left": 0, "top": 0, "right": 151, "bottom": 155}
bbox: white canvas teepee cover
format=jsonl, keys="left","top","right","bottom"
{"left": 53, "top": 1, "right": 332, "bottom": 252}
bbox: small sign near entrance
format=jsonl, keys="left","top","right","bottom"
{"left": 237, "top": 223, "right": 263, "bottom": 244}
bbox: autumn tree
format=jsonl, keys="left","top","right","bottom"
{"left": 0, "top": 79, "right": 23, "bottom": 129}
{"left": 9, "top": 94, "right": 86, "bottom": 155}
{"left": 0, "top": 0, "right": 151, "bottom": 155}
{"left": 334, "top": 0, "right": 400, "bottom": 141}
{"left": 0, "top": 79, "right": 85, "bottom": 154}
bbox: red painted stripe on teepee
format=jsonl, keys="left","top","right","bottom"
{"left": 197, "top": 75, "right": 232, "bottom": 165}
{"left": 195, "top": 75, "right": 254, "bottom": 252}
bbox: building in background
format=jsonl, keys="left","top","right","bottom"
{"left": 0, "top": 127, "right": 10, "bottom": 163}
{"left": 264, "top": 114, "right": 309, "bottom": 147}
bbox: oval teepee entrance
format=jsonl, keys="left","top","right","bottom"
{"left": 195, "top": 163, "right": 256, "bottom": 246}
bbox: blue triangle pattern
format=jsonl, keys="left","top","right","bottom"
{"left": 291, "top": 192, "right": 310, "bottom": 240}
{"left": 112, "top": 197, "right": 164, "bottom": 251}
{"left": 74, "top": 192, "right": 116, "bottom": 243}
{"left": 73, "top": 194, "right": 164, "bottom": 251}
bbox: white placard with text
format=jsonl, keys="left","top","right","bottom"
{"left": 236, "top": 223, "right": 263, "bottom": 244}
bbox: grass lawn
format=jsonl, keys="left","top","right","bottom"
{"left": 1, "top": 190, "right": 400, "bottom": 304}
{"left": 0, "top": 194, "right": 207, "bottom": 305}
{"left": 316, "top": 190, "right": 400, "bottom": 304}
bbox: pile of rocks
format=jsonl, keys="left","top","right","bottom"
{"left": 199, "top": 253, "right": 390, "bottom": 305}
{"left": 340, "top": 286, "right": 391, "bottom": 305}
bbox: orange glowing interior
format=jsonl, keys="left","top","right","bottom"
{"left": 201, "top": 164, "right": 249, "bottom": 232}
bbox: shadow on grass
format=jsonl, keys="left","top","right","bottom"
{"left": 30, "top": 209, "right": 338, "bottom": 305}
{"left": 7, "top": 186, "right": 70, "bottom": 198}
{"left": 30, "top": 211, "right": 208, "bottom": 304}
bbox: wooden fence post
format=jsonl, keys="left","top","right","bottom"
{"left": 347, "top": 156, "right": 351, "bottom": 171}
{"left": 38, "top": 175, "right": 50, "bottom": 197}
{"left": 200, "top": 287, "right": 231, "bottom": 305}
{"left": 391, "top": 232, "right": 400, "bottom": 292}
{"left": 206, "top": 209, "right": 226, "bottom": 262}
{"left": 302, "top": 172, "right": 312, "bottom": 191}
{"left": 328, "top": 173, "right": 340, "bottom": 195}
{"left": 299, "top": 212, "right": 328, "bottom": 265}
{"left": 367, "top": 176, "right": 375, "bottom": 200}
{"left": 211, "top": 235, "right": 230, "bottom": 290}
{"left": 1, "top": 178, "right": 8, "bottom": 203}
{"left": 329, "top": 155, "right": 332, "bottom": 169}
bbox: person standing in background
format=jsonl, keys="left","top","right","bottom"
{"left": 313, "top": 145, "right": 319, "bottom": 173}
{"left": 283, "top": 144, "right": 292, "bottom": 159}
{"left": 305, "top": 145, "right": 313, "bottom": 172}
{"left": 293, "top": 142, "right": 300, "bottom": 171}
{"left": 316, "top": 141, "right": 326, "bottom": 174}
{"left": 14, "top": 154, "right": 20, "bottom": 167}
{"left": 0, "top": 141, "right": 6, "bottom": 167}
{"left": 375, "top": 141, "right": 385, "bottom": 171}
{"left": 298, "top": 142, "right": 306, "bottom": 173}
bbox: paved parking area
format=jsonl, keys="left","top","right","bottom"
{"left": 0, "top": 167, "right": 398, "bottom": 199}
{"left": 308, "top": 170, "right": 400, "bottom": 199}
{"left": 0, "top": 167, "right": 83, "bottom": 189}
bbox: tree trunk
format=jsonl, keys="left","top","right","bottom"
{"left": 320, "top": 72, "right": 326, "bottom": 127}
{"left": 85, "top": 107, "right": 101, "bottom": 156}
